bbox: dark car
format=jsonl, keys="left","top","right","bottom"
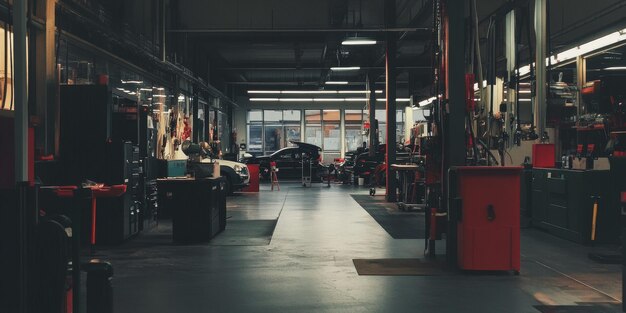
{"left": 352, "top": 144, "right": 411, "bottom": 185}
{"left": 246, "top": 141, "right": 323, "bottom": 181}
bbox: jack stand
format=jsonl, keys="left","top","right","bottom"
{"left": 426, "top": 208, "right": 438, "bottom": 259}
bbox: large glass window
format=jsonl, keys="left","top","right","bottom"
{"left": 247, "top": 124, "right": 263, "bottom": 153}
{"left": 345, "top": 110, "right": 365, "bottom": 152}
{"left": 305, "top": 110, "right": 322, "bottom": 147}
{"left": 323, "top": 110, "right": 340, "bottom": 151}
{"left": 246, "top": 109, "right": 303, "bottom": 156}
{"left": 264, "top": 125, "right": 283, "bottom": 153}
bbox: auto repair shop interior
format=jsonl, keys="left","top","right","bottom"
{"left": 1, "top": 0, "right": 626, "bottom": 312}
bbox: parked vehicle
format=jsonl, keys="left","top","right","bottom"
{"left": 245, "top": 141, "right": 323, "bottom": 181}
{"left": 217, "top": 159, "right": 250, "bottom": 194}
{"left": 352, "top": 144, "right": 411, "bottom": 185}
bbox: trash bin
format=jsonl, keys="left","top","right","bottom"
{"left": 82, "top": 260, "right": 113, "bottom": 313}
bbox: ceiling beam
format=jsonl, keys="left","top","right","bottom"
{"left": 169, "top": 27, "right": 429, "bottom": 33}
{"left": 218, "top": 66, "right": 431, "bottom": 71}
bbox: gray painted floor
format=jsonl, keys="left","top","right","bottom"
{"left": 101, "top": 182, "right": 622, "bottom": 313}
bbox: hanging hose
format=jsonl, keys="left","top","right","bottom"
{"left": 9, "top": 21, "right": 14, "bottom": 110}
{"left": 471, "top": 0, "right": 484, "bottom": 114}
{"left": 2, "top": 20, "right": 8, "bottom": 110}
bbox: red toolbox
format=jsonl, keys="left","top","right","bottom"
{"left": 532, "top": 143, "right": 555, "bottom": 168}
{"left": 451, "top": 166, "right": 522, "bottom": 272}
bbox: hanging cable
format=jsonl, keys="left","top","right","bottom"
{"left": 2, "top": 20, "right": 8, "bottom": 110}
{"left": 9, "top": 22, "right": 14, "bottom": 111}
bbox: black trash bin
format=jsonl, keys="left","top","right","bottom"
{"left": 82, "top": 260, "right": 113, "bottom": 313}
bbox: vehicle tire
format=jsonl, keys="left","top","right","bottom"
{"left": 223, "top": 175, "right": 233, "bottom": 196}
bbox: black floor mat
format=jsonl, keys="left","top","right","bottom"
{"left": 353, "top": 258, "right": 452, "bottom": 276}
{"left": 351, "top": 194, "right": 425, "bottom": 239}
{"left": 209, "top": 219, "right": 278, "bottom": 246}
{"left": 534, "top": 303, "right": 622, "bottom": 313}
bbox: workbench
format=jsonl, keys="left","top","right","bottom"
{"left": 157, "top": 177, "right": 227, "bottom": 243}
{"left": 390, "top": 164, "right": 425, "bottom": 211}
{"left": 531, "top": 168, "right": 618, "bottom": 244}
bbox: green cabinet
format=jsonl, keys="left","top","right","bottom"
{"left": 531, "top": 168, "right": 618, "bottom": 244}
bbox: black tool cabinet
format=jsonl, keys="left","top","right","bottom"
{"left": 531, "top": 168, "right": 618, "bottom": 244}
{"left": 157, "top": 177, "right": 227, "bottom": 243}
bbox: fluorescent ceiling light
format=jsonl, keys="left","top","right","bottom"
{"left": 248, "top": 90, "right": 281, "bottom": 94}
{"left": 604, "top": 66, "right": 626, "bottom": 70}
{"left": 342, "top": 39, "right": 377, "bottom": 46}
{"left": 325, "top": 81, "right": 349, "bottom": 85}
{"left": 314, "top": 98, "right": 344, "bottom": 102}
{"left": 121, "top": 80, "right": 143, "bottom": 84}
{"left": 330, "top": 66, "right": 361, "bottom": 71}
{"left": 516, "top": 27, "right": 626, "bottom": 77}
{"left": 140, "top": 88, "right": 153, "bottom": 91}
{"left": 376, "top": 98, "right": 412, "bottom": 102}
{"left": 282, "top": 90, "right": 335, "bottom": 94}
{"left": 519, "top": 99, "right": 532, "bottom": 102}
{"left": 248, "top": 90, "right": 383, "bottom": 95}
{"left": 153, "top": 95, "right": 166, "bottom": 98}
{"left": 154, "top": 87, "right": 165, "bottom": 91}
{"left": 250, "top": 98, "right": 279, "bottom": 102}
{"left": 345, "top": 98, "right": 368, "bottom": 102}
{"left": 279, "top": 98, "right": 313, "bottom": 102}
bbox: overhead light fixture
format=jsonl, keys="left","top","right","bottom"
{"left": 376, "top": 98, "right": 412, "bottom": 102}
{"left": 516, "top": 27, "right": 626, "bottom": 77}
{"left": 154, "top": 87, "right": 165, "bottom": 91}
{"left": 247, "top": 90, "right": 383, "bottom": 95}
{"left": 314, "top": 98, "right": 343, "bottom": 102}
{"left": 121, "top": 80, "right": 143, "bottom": 84}
{"left": 345, "top": 98, "right": 368, "bottom": 102}
{"left": 278, "top": 98, "right": 313, "bottom": 102}
{"left": 330, "top": 66, "right": 361, "bottom": 71}
{"left": 604, "top": 66, "right": 626, "bottom": 70}
{"left": 281, "top": 90, "right": 336, "bottom": 94}
{"left": 342, "top": 38, "right": 377, "bottom": 46}
{"left": 153, "top": 94, "right": 166, "bottom": 98}
{"left": 247, "top": 90, "right": 281, "bottom": 94}
{"left": 325, "top": 81, "right": 349, "bottom": 85}
{"left": 140, "top": 88, "right": 153, "bottom": 91}
{"left": 250, "top": 98, "right": 279, "bottom": 102}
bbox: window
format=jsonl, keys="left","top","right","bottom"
{"left": 264, "top": 125, "right": 283, "bottom": 153}
{"left": 305, "top": 110, "right": 322, "bottom": 147}
{"left": 247, "top": 110, "right": 262, "bottom": 122}
{"left": 283, "top": 110, "right": 301, "bottom": 121}
{"left": 246, "top": 109, "right": 303, "bottom": 156}
{"left": 345, "top": 110, "right": 365, "bottom": 152}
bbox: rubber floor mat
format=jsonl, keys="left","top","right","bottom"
{"left": 209, "top": 219, "right": 278, "bottom": 246}
{"left": 534, "top": 303, "right": 622, "bottom": 313}
{"left": 351, "top": 194, "right": 425, "bottom": 239}
{"left": 353, "top": 258, "right": 453, "bottom": 276}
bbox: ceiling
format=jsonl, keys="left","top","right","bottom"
{"left": 167, "top": 0, "right": 626, "bottom": 101}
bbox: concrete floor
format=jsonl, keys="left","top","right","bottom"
{"left": 100, "top": 182, "right": 622, "bottom": 313}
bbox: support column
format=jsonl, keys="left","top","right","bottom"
{"left": 384, "top": 0, "right": 397, "bottom": 202}
{"left": 15, "top": 0, "right": 29, "bottom": 182}
{"left": 505, "top": 10, "right": 516, "bottom": 148}
{"left": 192, "top": 89, "right": 200, "bottom": 142}
{"left": 534, "top": 0, "right": 547, "bottom": 141}
{"left": 368, "top": 73, "right": 376, "bottom": 156}
{"left": 444, "top": 0, "right": 466, "bottom": 266}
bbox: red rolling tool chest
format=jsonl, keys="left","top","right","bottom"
{"left": 451, "top": 166, "right": 522, "bottom": 272}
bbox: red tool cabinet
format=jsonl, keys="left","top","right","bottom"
{"left": 452, "top": 166, "right": 522, "bottom": 272}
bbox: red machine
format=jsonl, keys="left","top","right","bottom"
{"left": 452, "top": 167, "right": 521, "bottom": 272}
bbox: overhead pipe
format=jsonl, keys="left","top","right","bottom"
{"left": 168, "top": 27, "right": 429, "bottom": 33}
